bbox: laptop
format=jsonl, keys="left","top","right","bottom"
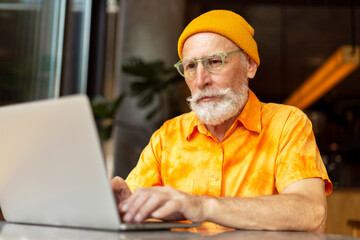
{"left": 0, "top": 95, "right": 200, "bottom": 231}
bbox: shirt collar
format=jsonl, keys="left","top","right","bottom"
{"left": 236, "top": 89, "right": 262, "bottom": 134}
{"left": 186, "top": 89, "right": 262, "bottom": 140}
{"left": 185, "top": 112, "right": 204, "bottom": 141}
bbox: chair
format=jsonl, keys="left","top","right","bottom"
{"left": 348, "top": 220, "right": 360, "bottom": 238}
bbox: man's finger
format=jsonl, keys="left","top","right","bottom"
{"left": 151, "top": 199, "right": 181, "bottom": 219}
{"left": 110, "top": 176, "right": 132, "bottom": 203}
{"left": 110, "top": 176, "right": 125, "bottom": 191}
{"left": 122, "top": 189, "right": 152, "bottom": 222}
{"left": 131, "top": 193, "right": 169, "bottom": 222}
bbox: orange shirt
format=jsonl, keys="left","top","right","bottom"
{"left": 126, "top": 90, "right": 332, "bottom": 197}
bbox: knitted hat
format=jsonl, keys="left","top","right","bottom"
{"left": 177, "top": 10, "right": 260, "bottom": 66}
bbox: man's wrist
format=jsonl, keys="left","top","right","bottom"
{"left": 200, "top": 196, "right": 217, "bottom": 222}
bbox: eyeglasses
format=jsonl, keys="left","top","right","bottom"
{"left": 174, "top": 49, "right": 242, "bottom": 78}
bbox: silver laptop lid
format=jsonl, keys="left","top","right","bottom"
{"left": 0, "top": 95, "right": 122, "bottom": 230}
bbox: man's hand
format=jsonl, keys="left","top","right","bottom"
{"left": 119, "top": 186, "right": 207, "bottom": 223}
{"left": 110, "top": 177, "right": 132, "bottom": 212}
{"left": 111, "top": 177, "right": 327, "bottom": 232}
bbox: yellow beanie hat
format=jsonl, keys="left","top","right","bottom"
{"left": 177, "top": 10, "right": 260, "bottom": 66}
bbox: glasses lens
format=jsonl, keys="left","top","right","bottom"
{"left": 179, "top": 59, "right": 197, "bottom": 78}
{"left": 204, "top": 54, "right": 224, "bottom": 73}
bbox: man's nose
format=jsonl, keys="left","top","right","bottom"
{"left": 194, "top": 62, "right": 211, "bottom": 89}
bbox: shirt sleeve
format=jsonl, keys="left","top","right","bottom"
{"left": 125, "top": 129, "right": 163, "bottom": 192}
{"left": 275, "top": 108, "right": 332, "bottom": 195}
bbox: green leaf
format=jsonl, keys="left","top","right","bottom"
{"left": 137, "top": 92, "right": 154, "bottom": 108}
{"left": 121, "top": 57, "right": 185, "bottom": 121}
{"left": 92, "top": 97, "right": 111, "bottom": 118}
{"left": 130, "top": 81, "right": 152, "bottom": 96}
{"left": 98, "top": 125, "right": 112, "bottom": 142}
{"left": 146, "top": 106, "right": 159, "bottom": 120}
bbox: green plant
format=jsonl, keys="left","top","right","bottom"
{"left": 91, "top": 57, "right": 186, "bottom": 142}
{"left": 91, "top": 93, "right": 125, "bottom": 142}
{"left": 122, "top": 57, "right": 183, "bottom": 121}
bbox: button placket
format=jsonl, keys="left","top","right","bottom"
{"left": 210, "top": 143, "right": 223, "bottom": 196}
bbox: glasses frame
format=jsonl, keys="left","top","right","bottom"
{"left": 174, "top": 49, "right": 242, "bottom": 78}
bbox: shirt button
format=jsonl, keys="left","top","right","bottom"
{"left": 214, "top": 176, "right": 218, "bottom": 180}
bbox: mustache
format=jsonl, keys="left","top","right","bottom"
{"left": 187, "top": 88, "right": 231, "bottom": 103}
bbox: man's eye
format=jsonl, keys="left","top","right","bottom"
{"left": 184, "top": 63, "right": 196, "bottom": 70}
{"left": 207, "top": 58, "right": 222, "bottom": 67}
{"left": 209, "top": 59, "right": 222, "bottom": 65}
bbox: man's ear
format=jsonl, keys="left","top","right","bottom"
{"left": 246, "top": 57, "right": 258, "bottom": 79}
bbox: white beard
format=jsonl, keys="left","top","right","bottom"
{"left": 187, "top": 84, "right": 249, "bottom": 126}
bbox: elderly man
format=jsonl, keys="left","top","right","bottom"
{"left": 111, "top": 10, "right": 332, "bottom": 232}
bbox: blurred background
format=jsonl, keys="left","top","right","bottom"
{"left": 0, "top": 0, "right": 359, "bottom": 236}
